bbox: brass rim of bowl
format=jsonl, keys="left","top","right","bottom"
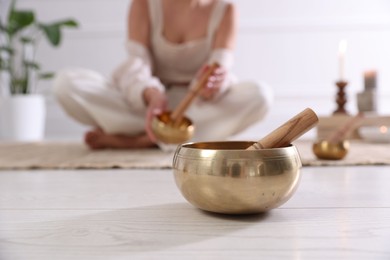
{"left": 177, "top": 141, "right": 301, "bottom": 161}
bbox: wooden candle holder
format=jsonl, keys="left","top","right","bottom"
{"left": 333, "top": 80, "right": 349, "bottom": 115}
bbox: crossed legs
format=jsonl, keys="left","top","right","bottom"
{"left": 53, "top": 69, "right": 155, "bottom": 149}
{"left": 84, "top": 128, "right": 156, "bottom": 149}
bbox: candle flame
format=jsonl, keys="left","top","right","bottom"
{"left": 339, "top": 40, "right": 347, "bottom": 55}
{"left": 380, "top": 126, "right": 388, "bottom": 134}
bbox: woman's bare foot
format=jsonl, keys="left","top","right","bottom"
{"left": 84, "top": 129, "right": 156, "bottom": 149}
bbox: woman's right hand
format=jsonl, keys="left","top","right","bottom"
{"left": 193, "top": 64, "right": 226, "bottom": 101}
{"left": 143, "top": 87, "right": 167, "bottom": 142}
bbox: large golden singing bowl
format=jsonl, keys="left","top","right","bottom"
{"left": 151, "top": 111, "right": 195, "bottom": 144}
{"left": 312, "top": 140, "right": 349, "bottom": 160}
{"left": 173, "top": 141, "right": 302, "bottom": 214}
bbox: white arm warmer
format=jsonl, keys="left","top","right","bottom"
{"left": 111, "top": 40, "right": 165, "bottom": 112}
{"left": 208, "top": 48, "right": 234, "bottom": 69}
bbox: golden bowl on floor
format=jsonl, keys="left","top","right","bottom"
{"left": 312, "top": 140, "right": 349, "bottom": 160}
{"left": 172, "top": 141, "right": 302, "bottom": 214}
{"left": 151, "top": 111, "right": 195, "bottom": 144}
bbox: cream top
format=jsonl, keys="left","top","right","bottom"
{"left": 147, "top": 0, "right": 228, "bottom": 84}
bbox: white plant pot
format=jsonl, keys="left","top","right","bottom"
{"left": 0, "top": 94, "right": 46, "bottom": 141}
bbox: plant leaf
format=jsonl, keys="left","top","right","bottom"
{"left": 11, "top": 78, "right": 28, "bottom": 94}
{"left": 20, "top": 36, "right": 34, "bottom": 44}
{"left": 24, "top": 61, "right": 40, "bottom": 70}
{"left": 39, "top": 72, "right": 55, "bottom": 79}
{"left": 8, "top": 9, "right": 35, "bottom": 36}
{"left": 0, "top": 46, "right": 15, "bottom": 54}
{"left": 55, "top": 19, "right": 79, "bottom": 28}
{"left": 39, "top": 19, "right": 78, "bottom": 46}
{"left": 40, "top": 23, "right": 61, "bottom": 46}
{"left": 0, "top": 59, "right": 11, "bottom": 70}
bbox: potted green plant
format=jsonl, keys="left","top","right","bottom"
{"left": 0, "top": 0, "right": 78, "bottom": 141}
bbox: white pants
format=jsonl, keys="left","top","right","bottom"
{"left": 53, "top": 68, "right": 273, "bottom": 142}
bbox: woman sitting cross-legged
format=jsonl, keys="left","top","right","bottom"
{"left": 53, "top": 0, "right": 273, "bottom": 149}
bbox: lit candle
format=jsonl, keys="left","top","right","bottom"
{"left": 364, "top": 70, "right": 377, "bottom": 91}
{"left": 380, "top": 126, "right": 388, "bottom": 134}
{"left": 338, "top": 40, "right": 347, "bottom": 81}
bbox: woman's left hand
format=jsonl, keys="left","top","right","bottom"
{"left": 197, "top": 65, "right": 226, "bottom": 100}
{"left": 143, "top": 88, "right": 167, "bottom": 143}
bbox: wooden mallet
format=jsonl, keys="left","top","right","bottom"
{"left": 247, "top": 108, "right": 319, "bottom": 150}
{"left": 325, "top": 112, "right": 364, "bottom": 143}
{"left": 170, "top": 63, "right": 220, "bottom": 126}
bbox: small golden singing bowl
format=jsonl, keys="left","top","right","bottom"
{"left": 151, "top": 111, "right": 195, "bottom": 144}
{"left": 173, "top": 141, "right": 302, "bottom": 214}
{"left": 312, "top": 140, "right": 350, "bottom": 160}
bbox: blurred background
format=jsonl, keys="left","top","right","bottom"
{"left": 1, "top": 0, "right": 390, "bottom": 140}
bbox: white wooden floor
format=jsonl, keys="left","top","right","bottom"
{"left": 0, "top": 166, "right": 389, "bottom": 260}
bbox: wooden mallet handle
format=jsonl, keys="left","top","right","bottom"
{"left": 247, "top": 108, "right": 319, "bottom": 150}
{"left": 326, "top": 112, "right": 364, "bottom": 143}
{"left": 171, "top": 63, "right": 220, "bottom": 124}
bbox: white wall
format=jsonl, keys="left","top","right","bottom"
{"left": 3, "top": 0, "right": 390, "bottom": 139}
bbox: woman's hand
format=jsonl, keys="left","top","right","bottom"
{"left": 143, "top": 88, "right": 167, "bottom": 142}
{"left": 196, "top": 65, "right": 226, "bottom": 100}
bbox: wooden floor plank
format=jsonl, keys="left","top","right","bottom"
{"left": 0, "top": 166, "right": 389, "bottom": 259}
